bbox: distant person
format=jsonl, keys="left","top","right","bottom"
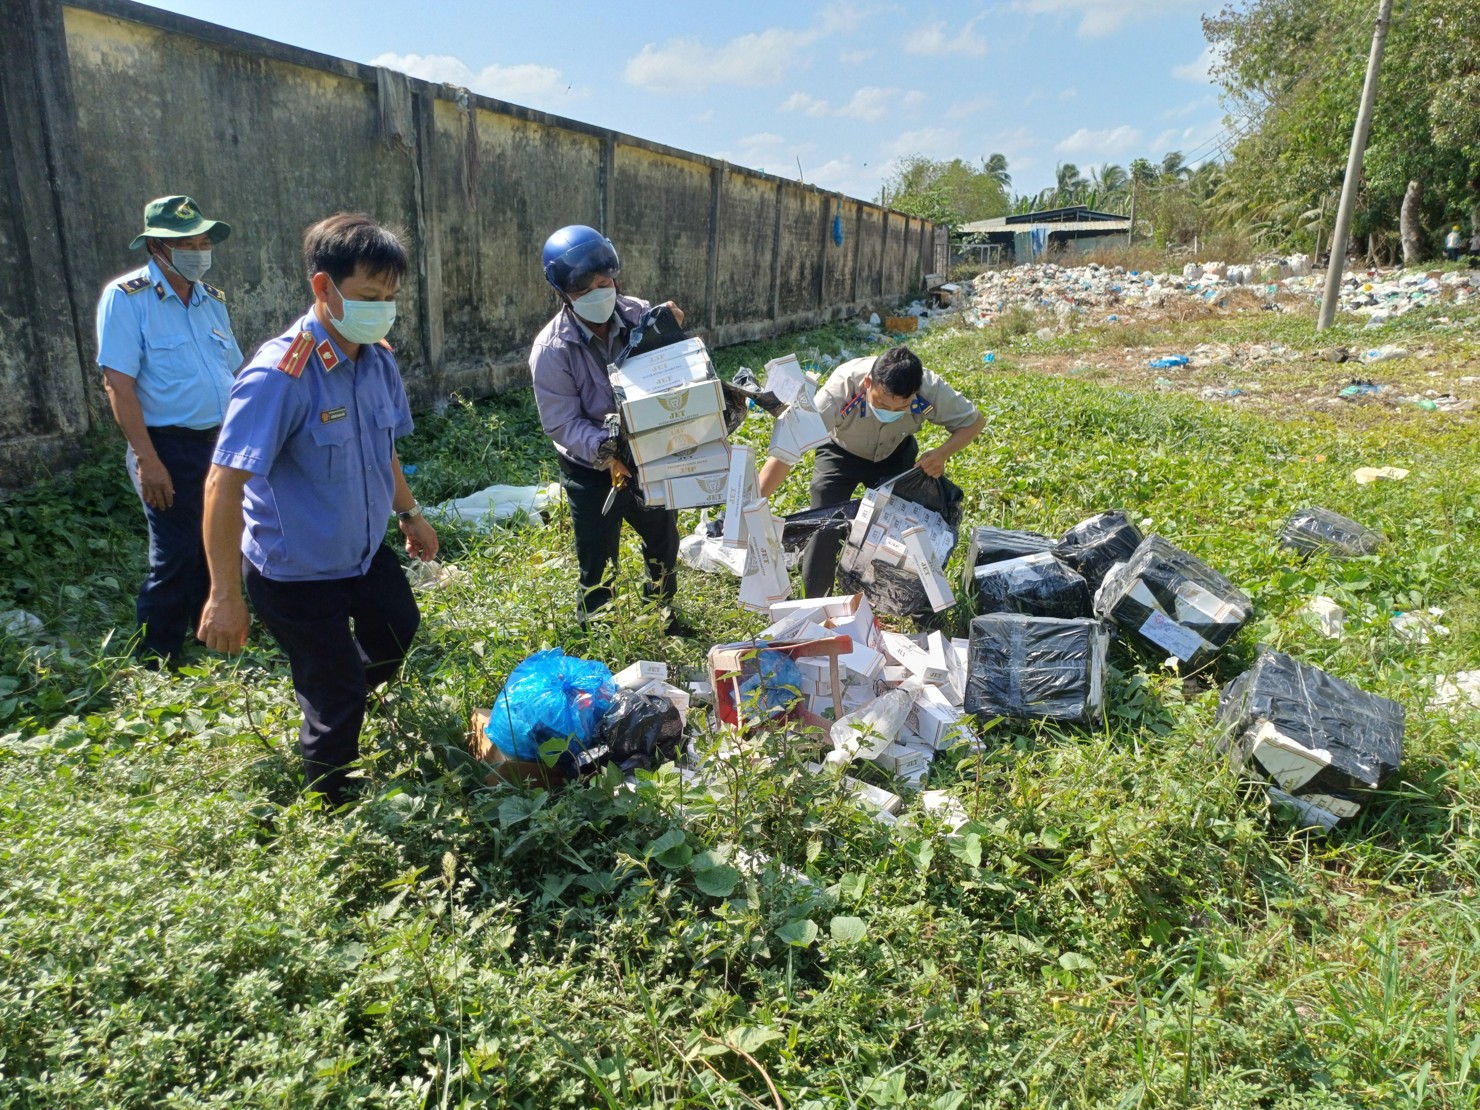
{"left": 198, "top": 213, "right": 438, "bottom": 807}
{"left": 95, "top": 195, "right": 241, "bottom": 667}
{"left": 1468, "top": 230, "right": 1480, "bottom": 268}
{"left": 1445, "top": 225, "right": 1463, "bottom": 261}
{"left": 758, "top": 346, "right": 985, "bottom": 598}
{"left": 528, "top": 224, "right": 689, "bottom": 634}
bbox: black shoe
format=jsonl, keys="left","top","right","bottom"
{"left": 664, "top": 614, "right": 696, "bottom": 638}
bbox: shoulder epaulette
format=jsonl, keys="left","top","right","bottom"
{"left": 275, "top": 332, "right": 315, "bottom": 378}
{"left": 910, "top": 395, "right": 933, "bottom": 417}
{"left": 117, "top": 276, "right": 151, "bottom": 295}
{"left": 202, "top": 282, "right": 226, "bottom": 303}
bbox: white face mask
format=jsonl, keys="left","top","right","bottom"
{"left": 165, "top": 247, "right": 212, "bottom": 283}
{"left": 570, "top": 285, "right": 617, "bottom": 324}
{"left": 329, "top": 280, "right": 397, "bottom": 345}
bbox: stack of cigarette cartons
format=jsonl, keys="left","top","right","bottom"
{"left": 612, "top": 337, "right": 733, "bottom": 509}
{"left": 840, "top": 485, "right": 957, "bottom": 612}
{"left": 762, "top": 354, "right": 831, "bottom": 464}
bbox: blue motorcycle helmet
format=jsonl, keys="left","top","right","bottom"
{"left": 542, "top": 225, "right": 621, "bottom": 294}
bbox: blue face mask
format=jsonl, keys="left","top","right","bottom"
{"left": 872, "top": 403, "right": 909, "bottom": 424}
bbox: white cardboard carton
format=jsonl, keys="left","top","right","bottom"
{"left": 902, "top": 526, "right": 955, "bottom": 612}
{"left": 882, "top": 631, "right": 949, "bottom": 685}
{"left": 644, "top": 469, "right": 730, "bottom": 510}
{"left": 907, "top": 686, "right": 966, "bottom": 749}
{"left": 620, "top": 378, "right": 724, "bottom": 435}
{"left": 635, "top": 440, "right": 731, "bottom": 486}
{"left": 614, "top": 660, "right": 668, "bottom": 689}
{"left": 722, "top": 445, "right": 758, "bottom": 547}
{"left": 738, "top": 498, "right": 789, "bottom": 611}
{"left": 611, "top": 337, "right": 715, "bottom": 398}
{"left": 628, "top": 412, "right": 727, "bottom": 465}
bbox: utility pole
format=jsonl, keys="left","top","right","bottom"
{"left": 1317, "top": 0, "right": 1393, "bottom": 330}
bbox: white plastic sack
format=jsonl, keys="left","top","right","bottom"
{"left": 826, "top": 679, "right": 923, "bottom": 765}
{"left": 428, "top": 482, "right": 562, "bottom": 527}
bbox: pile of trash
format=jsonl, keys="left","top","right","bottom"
{"left": 960, "top": 258, "right": 1477, "bottom": 329}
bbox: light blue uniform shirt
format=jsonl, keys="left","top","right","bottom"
{"left": 213, "top": 310, "right": 414, "bottom": 582}
{"left": 95, "top": 257, "right": 242, "bottom": 429}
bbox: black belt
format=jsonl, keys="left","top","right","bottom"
{"left": 147, "top": 425, "right": 220, "bottom": 442}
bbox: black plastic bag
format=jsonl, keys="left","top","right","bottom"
{"left": 1279, "top": 507, "right": 1385, "bottom": 558}
{"left": 1094, "top": 535, "right": 1250, "bottom": 669}
{"left": 962, "top": 526, "right": 1055, "bottom": 592}
{"left": 1216, "top": 650, "right": 1403, "bottom": 824}
{"left": 971, "top": 552, "right": 1091, "bottom": 619}
{"left": 964, "top": 613, "right": 1109, "bottom": 725}
{"left": 1054, "top": 510, "right": 1143, "bottom": 590}
{"left": 779, "top": 500, "right": 860, "bottom": 551}
{"left": 889, "top": 470, "right": 964, "bottom": 530}
{"left": 592, "top": 689, "right": 685, "bottom": 773}
{"left": 840, "top": 474, "right": 962, "bottom": 618}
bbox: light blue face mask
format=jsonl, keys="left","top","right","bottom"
{"left": 872, "top": 403, "right": 909, "bottom": 424}
{"left": 329, "top": 280, "right": 397, "bottom": 344}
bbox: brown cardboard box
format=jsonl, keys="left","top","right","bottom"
{"left": 468, "top": 708, "right": 566, "bottom": 789}
{"left": 883, "top": 316, "right": 918, "bottom": 333}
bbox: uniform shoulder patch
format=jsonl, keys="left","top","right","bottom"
{"left": 117, "top": 276, "right": 151, "bottom": 295}
{"left": 202, "top": 282, "right": 226, "bottom": 303}
{"left": 275, "top": 332, "right": 315, "bottom": 378}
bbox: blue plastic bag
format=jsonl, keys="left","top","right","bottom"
{"left": 736, "top": 649, "right": 803, "bottom": 721}
{"left": 484, "top": 648, "right": 617, "bottom": 762}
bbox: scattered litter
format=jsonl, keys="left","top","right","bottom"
{"left": 1338, "top": 380, "right": 1384, "bottom": 399}
{"left": 484, "top": 649, "right": 615, "bottom": 766}
{"left": 404, "top": 559, "right": 466, "bottom": 590}
{"left": 1359, "top": 345, "right": 1409, "bottom": 364}
{"left": 1303, "top": 597, "right": 1346, "bottom": 640}
{"left": 1391, "top": 607, "right": 1448, "bottom": 644}
{"left": 981, "top": 351, "right": 996, "bottom": 364}
{"left": 1149, "top": 356, "right": 1189, "bottom": 369}
{"left": 1431, "top": 671, "right": 1480, "bottom": 713}
{"left": 1218, "top": 650, "right": 1403, "bottom": 830}
{"left": 0, "top": 609, "right": 43, "bottom": 637}
{"left": 1352, "top": 466, "right": 1409, "bottom": 484}
{"left": 1279, "top": 507, "right": 1385, "bottom": 558}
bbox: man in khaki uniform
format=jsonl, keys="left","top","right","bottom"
{"left": 758, "top": 345, "right": 984, "bottom": 597}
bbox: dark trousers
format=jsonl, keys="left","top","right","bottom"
{"left": 557, "top": 455, "right": 679, "bottom": 619}
{"left": 245, "top": 544, "right": 420, "bottom": 803}
{"left": 801, "top": 438, "right": 918, "bottom": 598}
{"left": 127, "top": 428, "right": 216, "bottom": 661}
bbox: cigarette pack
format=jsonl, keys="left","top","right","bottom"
{"left": 613, "top": 660, "right": 668, "bottom": 689}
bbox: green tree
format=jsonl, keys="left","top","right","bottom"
{"left": 880, "top": 154, "right": 1011, "bottom": 225}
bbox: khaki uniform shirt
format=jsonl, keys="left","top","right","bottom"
{"left": 814, "top": 356, "right": 980, "bottom": 463}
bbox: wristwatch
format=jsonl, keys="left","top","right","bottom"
{"left": 396, "top": 502, "right": 422, "bottom": 522}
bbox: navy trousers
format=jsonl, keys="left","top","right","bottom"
{"left": 557, "top": 454, "right": 679, "bottom": 620}
{"left": 801, "top": 438, "right": 918, "bottom": 599}
{"left": 245, "top": 544, "right": 420, "bottom": 804}
{"left": 126, "top": 428, "right": 216, "bottom": 662}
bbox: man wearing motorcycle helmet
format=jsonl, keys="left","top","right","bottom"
{"left": 528, "top": 225, "right": 689, "bottom": 633}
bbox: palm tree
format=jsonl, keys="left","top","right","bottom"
{"left": 1054, "top": 162, "right": 1087, "bottom": 206}
{"left": 981, "top": 152, "right": 1011, "bottom": 192}
{"left": 1090, "top": 163, "right": 1129, "bottom": 209}
{"left": 1159, "top": 151, "right": 1192, "bottom": 181}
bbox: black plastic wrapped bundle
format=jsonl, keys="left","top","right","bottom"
{"left": 1053, "top": 510, "right": 1144, "bottom": 590}
{"left": 1216, "top": 650, "right": 1403, "bottom": 826}
{"left": 1279, "top": 507, "right": 1385, "bottom": 558}
{"left": 961, "top": 526, "right": 1055, "bottom": 592}
{"left": 971, "top": 552, "right": 1092, "bottom": 619}
{"left": 964, "top": 613, "right": 1109, "bottom": 725}
{"left": 1094, "top": 535, "right": 1250, "bottom": 669}
{"left": 779, "top": 499, "right": 859, "bottom": 552}
{"left": 592, "top": 689, "right": 686, "bottom": 773}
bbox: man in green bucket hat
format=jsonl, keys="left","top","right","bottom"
{"left": 96, "top": 195, "right": 243, "bottom": 666}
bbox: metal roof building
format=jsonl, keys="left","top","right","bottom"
{"left": 958, "top": 205, "right": 1131, "bottom": 263}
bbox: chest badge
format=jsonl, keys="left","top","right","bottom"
{"left": 316, "top": 339, "right": 340, "bottom": 372}
{"left": 320, "top": 407, "right": 347, "bottom": 424}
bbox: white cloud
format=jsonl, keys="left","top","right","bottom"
{"left": 713, "top": 132, "right": 819, "bottom": 176}
{"left": 879, "top": 127, "right": 961, "bottom": 162}
{"left": 1012, "top": 0, "right": 1206, "bottom": 38}
{"left": 371, "top": 52, "right": 574, "bottom": 105}
{"left": 945, "top": 95, "right": 995, "bottom": 119}
{"left": 837, "top": 86, "right": 896, "bottom": 123}
{"left": 781, "top": 91, "right": 833, "bottom": 117}
{"left": 1059, "top": 86, "right": 1078, "bottom": 102}
{"left": 901, "top": 90, "right": 927, "bottom": 110}
{"left": 1151, "top": 118, "right": 1226, "bottom": 162}
{"left": 810, "top": 156, "right": 879, "bottom": 199}
{"left": 1172, "top": 45, "right": 1220, "bottom": 83}
{"left": 1055, "top": 124, "right": 1144, "bottom": 159}
{"left": 839, "top": 48, "right": 875, "bottom": 65}
{"left": 1161, "top": 96, "right": 1214, "bottom": 121}
{"left": 904, "top": 17, "right": 988, "bottom": 57}
{"left": 625, "top": 27, "right": 819, "bottom": 93}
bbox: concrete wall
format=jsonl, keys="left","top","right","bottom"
{"left": 0, "top": 0, "right": 935, "bottom": 485}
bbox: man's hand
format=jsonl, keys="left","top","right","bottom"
{"left": 400, "top": 515, "right": 439, "bottom": 562}
{"left": 136, "top": 454, "right": 175, "bottom": 510}
{"left": 610, "top": 458, "right": 633, "bottom": 481}
{"left": 198, "top": 592, "right": 250, "bottom": 654}
{"left": 662, "top": 301, "right": 685, "bottom": 327}
{"left": 917, "top": 447, "right": 951, "bottom": 479}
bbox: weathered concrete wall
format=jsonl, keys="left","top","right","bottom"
{"left": 0, "top": 0, "right": 936, "bottom": 485}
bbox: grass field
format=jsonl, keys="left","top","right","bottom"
{"left": 1, "top": 294, "right": 1478, "bottom": 1109}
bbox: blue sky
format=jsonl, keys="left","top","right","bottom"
{"left": 136, "top": 0, "right": 1229, "bottom": 203}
